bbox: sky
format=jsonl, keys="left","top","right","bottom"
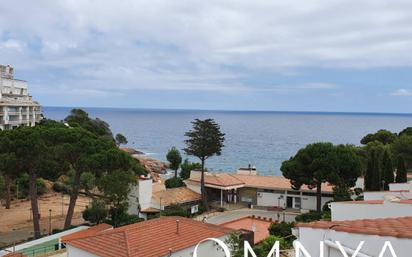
{"left": 1, "top": 1, "right": 412, "bottom": 113}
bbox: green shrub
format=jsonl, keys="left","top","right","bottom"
{"left": 179, "top": 159, "right": 202, "bottom": 180}
{"left": 14, "top": 173, "right": 47, "bottom": 198}
{"left": 36, "top": 179, "right": 47, "bottom": 195}
{"left": 269, "top": 222, "right": 295, "bottom": 238}
{"left": 268, "top": 222, "right": 296, "bottom": 247}
{"left": 253, "top": 236, "right": 289, "bottom": 254}
{"left": 161, "top": 204, "right": 190, "bottom": 217}
{"left": 322, "top": 212, "right": 331, "bottom": 221}
{"left": 82, "top": 200, "right": 108, "bottom": 224}
{"left": 165, "top": 177, "right": 185, "bottom": 189}
{"left": 107, "top": 206, "right": 144, "bottom": 227}
{"left": 295, "top": 211, "right": 323, "bottom": 223}
{"left": 52, "top": 182, "right": 71, "bottom": 194}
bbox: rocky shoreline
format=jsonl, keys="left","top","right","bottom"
{"left": 120, "top": 147, "right": 169, "bottom": 175}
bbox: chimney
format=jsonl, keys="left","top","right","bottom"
{"left": 176, "top": 219, "right": 180, "bottom": 234}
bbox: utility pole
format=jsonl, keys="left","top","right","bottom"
{"left": 61, "top": 194, "right": 64, "bottom": 217}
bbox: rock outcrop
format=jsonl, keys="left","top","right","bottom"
{"left": 120, "top": 147, "right": 169, "bottom": 175}
{"left": 132, "top": 154, "right": 169, "bottom": 174}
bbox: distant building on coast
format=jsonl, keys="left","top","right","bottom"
{"left": 0, "top": 65, "right": 42, "bottom": 130}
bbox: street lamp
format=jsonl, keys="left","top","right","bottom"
{"left": 48, "top": 209, "right": 52, "bottom": 235}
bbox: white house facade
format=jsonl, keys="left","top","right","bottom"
{"left": 296, "top": 221, "right": 411, "bottom": 257}
{"left": 0, "top": 65, "right": 42, "bottom": 130}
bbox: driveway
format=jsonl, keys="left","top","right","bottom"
{"left": 205, "top": 208, "right": 298, "bottom": 224}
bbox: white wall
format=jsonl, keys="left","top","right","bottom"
{"left": 257, "top": 192, "right": 285, "bottom": 207}
{"left": 298, "top": 227, "right": 410, "bottom": 257}
{"left": 67, "top": 245, "right": 99, "bottom": 257}
{"left": 301, "top": 195, "right": 332, "bottom": 211}
{"left": 127, "top": 178, "right": 152, "bottom": 216}
{"left": 331, "top": 201, "right": 412, "bottom": 221}
{"left": 389, "top": 182, "right": 412, "bottom": 191}
{"left": 165, "top": 235, "right": 229, "bottom": 257}
{"left": 364, "top": 191, "right": 412, "bottom": 201}
{"left": 186, "top": 181, "right": 202, "bottom": 194}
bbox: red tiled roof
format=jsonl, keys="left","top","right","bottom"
{"left": 65, "top": 217, "right": 233, "bottom": 257}
{"left": 221, "top": 216, "right": 275, "bottom": 244}
{"left": 188, "top": 173, "right": 244, "bottom": 187}
{"left": 61, "top": 224, "right": 113, "bottom": 242}
{"left": 233, "top": 174, "right": 334, "bottom": 192}
{"left": 152, "top": 187, "right": 201, "bottom": 206}
{"left": 188, "top": 173, "right": 334, "bottom": 192}
{"left": 297, "top": 216, "right": 412, "bottom": 239}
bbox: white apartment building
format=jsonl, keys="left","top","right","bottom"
{"left": 295, "top": 180, "right": 412, "bottom": 257}
{"left": 0, "top": 65, "right": 42, "bottom": 130}
{"left": 330, "top": 181, "right": 412, "bottom": 221}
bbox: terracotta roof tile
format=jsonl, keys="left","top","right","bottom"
{"left": 61, "top": 223, "right": 113, "bottom": 242}
{"left": 188, "top": 173, "right": 333, "bottom": 192}
{"left": 188, "top": 173, "right": 244, "bottom": 187}
{"left": 221, "top": 216, "right": 275, "bottom": 244}
{"left": 297, "top": 216, "right": 412, "bottom": 239}
{"left": 152, "top": 187, "right": 201, "bottom": 206}
{"left": 65, "top": 217, "right": 233, "bottom": 257}
{"left": 233, "top": 174, "right": 334, "bottom": 192}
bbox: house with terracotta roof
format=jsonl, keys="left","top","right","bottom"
{"left": 63, "top": 217, "right": 233, "bottom": 257}
{"left": 221, "top": 215, "right": 275, "bottom": 245}
{"left": 295, "top": 216, "right": 412, "bottom": 257}
{"left": 185, "top": 170, "right": 334, "bottom": 212}
{"left": 127, "top": 175, "right": 201, "bottom": 219}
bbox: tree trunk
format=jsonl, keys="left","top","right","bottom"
{"left": 29, "top": 171, "right": 41, "bottom": 238}
{"left": 4, "top": 176, "right": 11, "bottom": 209}
{"left": 174, "top": 169, "right": 178, "bottom": 178}
{"left": 316, "top": 181, "right": 322, "bottom": 213}
{"left": 64, "top": 171, "right": 81, "bottom": 229}
{"left": 200, "top": 159, "right": 209, "bottom": 210}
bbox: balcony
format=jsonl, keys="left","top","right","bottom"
{"left": 7, "top": 111, "right": 20, "bottom": 115}
{"left": 7, "top": 120, "right": 21, "bottom": 125}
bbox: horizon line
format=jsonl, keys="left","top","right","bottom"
{"left": 42, "top": 105, "right": 412, "bottom": 116}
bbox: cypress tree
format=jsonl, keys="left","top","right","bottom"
{"left": 381, "top": 150, "right": 394, "bottom": 190}
{"left": 365, "top": 153, "right": 373, "bottom": 191}
{"left": 396, "top": 155, "right": 408, "bottom": 183}
{"left": 365, "top": 149, "right": 381, "bottom": 191}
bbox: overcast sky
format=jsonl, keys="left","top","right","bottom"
{"left": 2, "top": 1, "right": 412, "bottom": 113}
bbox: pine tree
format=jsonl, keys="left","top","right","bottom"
{"left": 396, "top": 155, "right": 408, "bottom": 183}
{"left": 381, "top": 150, "right": 394, "bottom": 190}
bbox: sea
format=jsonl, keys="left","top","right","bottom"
{"left": 43, "top": 107, "right": 412, "bottom": 176}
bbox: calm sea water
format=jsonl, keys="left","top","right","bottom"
{"left": 43, "top": 107, "right": 412, "bottom": 176}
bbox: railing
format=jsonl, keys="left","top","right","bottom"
{"left": 7, "top": 111, "right": 20, "bottom": 115}
{"left": 7, "top": 120, "right": 21, "bottom": 125}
